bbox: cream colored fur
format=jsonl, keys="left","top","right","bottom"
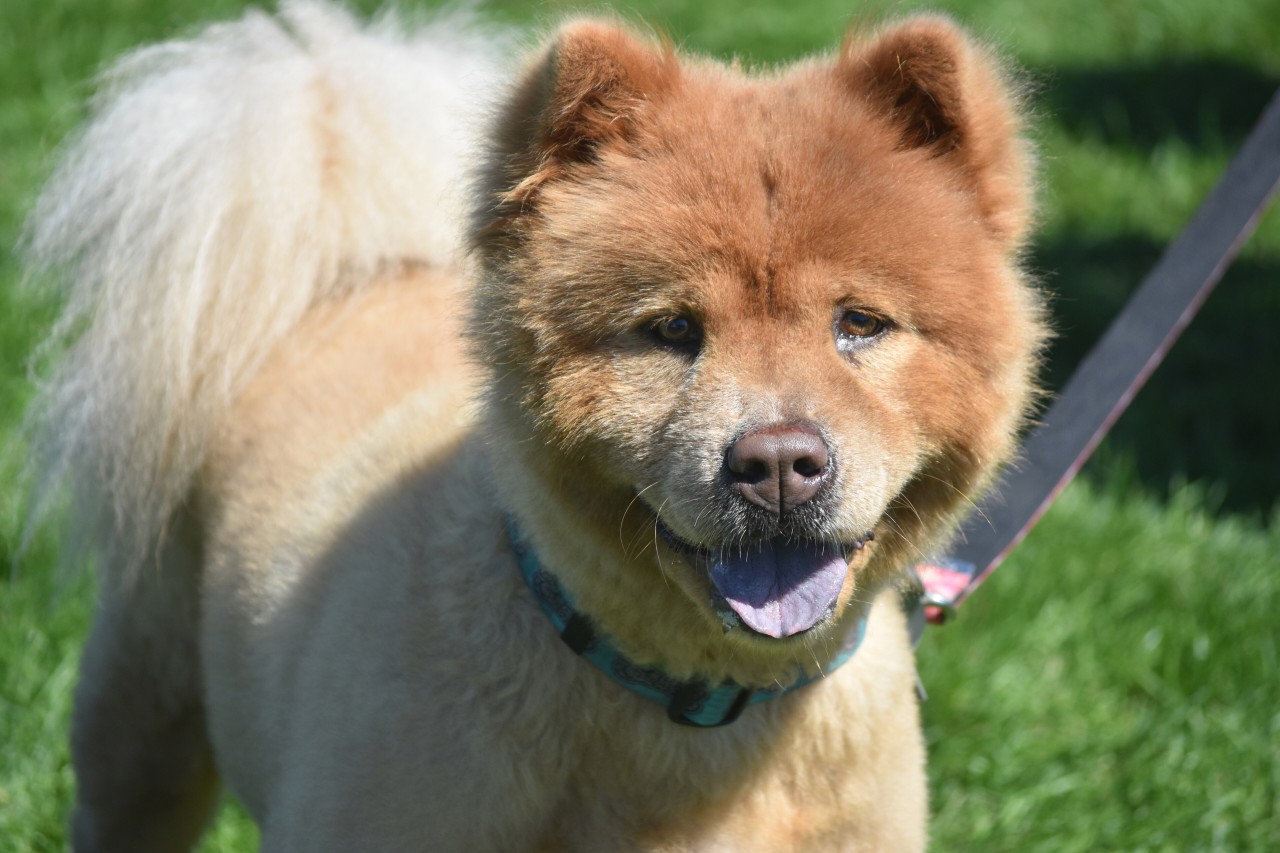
{"left": 21, "top": 3, "right": 1048, "bottom": 850}
{"left": 24, "top": 1, "right": 501, "bottom": 577}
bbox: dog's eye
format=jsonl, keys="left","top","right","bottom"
{"left": 837, "top": 309, "right": 886, "bottom": 339}
{"left": 652, "top": 315, "right": 702, "bottom": 348}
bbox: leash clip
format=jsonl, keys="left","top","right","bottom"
{"left": 910, "top": 558, "right": 978, "bottom": 627}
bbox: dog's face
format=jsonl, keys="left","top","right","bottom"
{"left": 471, "top": 18, "right": 1043, "bottom": 644}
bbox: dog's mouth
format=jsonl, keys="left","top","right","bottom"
{"left": 656, "top": 520, "right": 873, "bottom": 639}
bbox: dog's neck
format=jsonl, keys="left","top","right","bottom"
{"left": 507, "top": 518, "right": 867, "bottom": 726}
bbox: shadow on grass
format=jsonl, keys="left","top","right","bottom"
{"left": 1033, "top": 234, "right": 1280, "bottom": 517}
{"left": 1023, "top": 58, "right": 1280, "bottom": 516}
{"left": 1041, "top": 58, "right": 1280, "bottom": 150}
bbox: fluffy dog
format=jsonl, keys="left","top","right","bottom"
{"left": 25, "top": 2, "right": 1043, "bottom": 849}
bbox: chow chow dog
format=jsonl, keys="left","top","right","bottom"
{"left": 24, "top": 2, "right": 1043, "bottom": 849}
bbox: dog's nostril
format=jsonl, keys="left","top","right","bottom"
{"left": 726, "top": 434, "right": 778, "bottom": 484}
{"left": 793, "top": 454, "right": 825, "bottom": 479}
{"left": 731, "top": 457, "right": 770, "bottom": 484}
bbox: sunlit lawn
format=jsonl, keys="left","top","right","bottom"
{"left": 2, "top": 0, "right": 1277, "bottom": 849}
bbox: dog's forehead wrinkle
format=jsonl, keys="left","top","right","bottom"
{"left": 755, "top": 87, "right": 783, "bottom": 313}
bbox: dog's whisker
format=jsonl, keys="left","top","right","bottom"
{"left": 621, "top": 482, "right": 661, "bottom": 550}
{"left": 619, "top": 479, "right": 660, "bottom": 558}
{"left": 651, "top": 498, "right": 674, "bottom": 589}
{"left": 912, "top": 470, "right": 992, "bottom": 528}
{"left": 880, "top": 513, "right": 929, "bottom": 562}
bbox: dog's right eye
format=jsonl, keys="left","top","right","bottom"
{"left": 651, "top": 315, "right": 703, "bottom": 350}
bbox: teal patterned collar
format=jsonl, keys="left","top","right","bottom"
{"left": 507, "top": 520, "right": 866, "bottom": 727}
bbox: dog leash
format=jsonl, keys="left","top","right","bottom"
{"left": 908, "top": 88, "right": 1280, "bottom": 637}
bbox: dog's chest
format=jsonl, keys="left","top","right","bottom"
{"left": 523, "top": 682, "right": 878, "bottom": 851}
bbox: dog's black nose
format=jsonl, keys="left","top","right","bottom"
{"left": 725, "top": 422, "right": 831, "bottom": 514}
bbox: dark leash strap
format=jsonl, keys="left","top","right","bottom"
{"left": 909, "top": 88, "right": 1280, "bottom": 637}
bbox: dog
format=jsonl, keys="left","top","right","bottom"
{"left": 24, "top": 2, "right": 1044, "bottom": 849}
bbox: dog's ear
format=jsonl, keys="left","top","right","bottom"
{"left": 839, "top": 17, "right": 1034, "bottom": 248}
{"left": 473, "top": 20, "right": 677, "bottom": 248}
{"left": 532, "top": 20, "right": 676, "bottom": 168}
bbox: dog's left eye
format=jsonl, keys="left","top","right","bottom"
{"left": 652, "top": 315, "right": 702, "bottom": 348}
{"left": 837, "top": 309, "right": 886, "bottom": 339}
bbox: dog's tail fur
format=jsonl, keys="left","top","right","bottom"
{"left": 23, "top": 1, "right": 502, "bottom": 583}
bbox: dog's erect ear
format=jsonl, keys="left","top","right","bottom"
{"left": 840, "top": 17, "right": 1034, "bottom": 248}
{"left": 472, "top": 20, "right": 677, "bottom": 248}
{"left": 534, "top": 21, "right": 676, "bottom": 166}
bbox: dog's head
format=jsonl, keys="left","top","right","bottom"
{"left": 469, "top": 17, "right": 1043, "bottom": 647}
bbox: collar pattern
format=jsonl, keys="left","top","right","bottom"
{"left": 508, "top": 520, "right": 866, "bottom": 727}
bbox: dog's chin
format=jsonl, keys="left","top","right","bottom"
{"left": 653, "top": 516, "right": 874, "bottom": 641}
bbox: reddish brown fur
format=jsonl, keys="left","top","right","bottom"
{"left": 470, "top": 16, "right": 1043, "bottom": 667}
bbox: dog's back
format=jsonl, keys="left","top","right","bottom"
{"left": 23, "top": 4, "right": 501, "bottom": 846}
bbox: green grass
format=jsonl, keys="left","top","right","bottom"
{"left": 922, "top": 476, "right": 1280, "bottom": 850}
{"left": 2, "top": 0, "right": 1277, "bottom": 850}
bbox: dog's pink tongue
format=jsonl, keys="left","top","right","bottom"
{"left": 709, "top": 541, "right": 848, "bottom": 638}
